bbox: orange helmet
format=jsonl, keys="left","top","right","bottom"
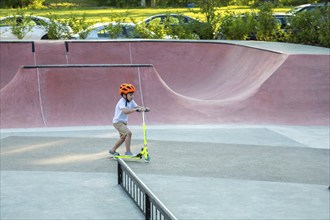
{"left": 119, "top": 83, "right": 136, "bottom": 95}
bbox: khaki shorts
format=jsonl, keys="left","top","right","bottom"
{"left": 113, "top": 122, "right": 131, "bottom": 139}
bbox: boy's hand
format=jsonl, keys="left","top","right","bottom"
{"left": 135, "top": 107, "right": 144, "bottom": 112}
{"left": 135, "top": 107, "right": 150, "bottom": 112}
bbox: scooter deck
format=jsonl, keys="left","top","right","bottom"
{"left": 113, "top": 153, "right": 143, "bottom": 160}
{"left": 113, "top": 146, "right": 150, "bottom": 162}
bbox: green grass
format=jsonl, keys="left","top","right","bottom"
{"left": 44, "top": 0, "right": 98, "bottom": 7}
{"left": 0, "top": 6, "right": 292, "bottom": 23}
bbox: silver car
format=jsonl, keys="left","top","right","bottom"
{"left": 0, "top": 15, "right": 71, "bottom": 40}
{"left": 74, "top": 22, "right": 151, "bottom": 40}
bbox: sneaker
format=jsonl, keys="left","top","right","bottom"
{"left": 125, "top": 151, "right": 135, "bottom": 156}
{"left": 109, "top": 150, "right": 120, "bottom": 156}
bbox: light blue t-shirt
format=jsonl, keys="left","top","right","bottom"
{"left": 113, "top": 98, "right": 138, "bottom": 123}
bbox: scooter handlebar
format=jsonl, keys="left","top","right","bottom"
{"left": 136, "top": 107, "right": 150, "bottom": 112}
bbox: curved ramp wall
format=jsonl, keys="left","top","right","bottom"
{"left": 1, "top": 65, "right": 146, "bottom": 128}
{"left": 0, "top": 41, "right": 329, "bottom": 128}
{"left": 0, "top": 42, "right": 35, "bottom": 89}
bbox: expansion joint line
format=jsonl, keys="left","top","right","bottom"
{"left": 137, "top": 67, "right": 148, "bottom": 124}
{"left": 34, "top": 52, "right": 47, "bottom": 127}
{"left": 137, "top": 67, "right": 145, "bottom": 107}
{"left": 129, "top": 42, "right": 133, "bottom": 64}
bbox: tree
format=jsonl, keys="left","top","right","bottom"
{"left": 196, "top": 0, "right": 222, "bottom": 39}
{"left": 200, "top": 0, "right": 219, "bottom": 23}
{"left": 1, "top": 0, "right": 44, "bottom": 8}
{"left": 255, "top": 2, "right": 280, "bottom": 41}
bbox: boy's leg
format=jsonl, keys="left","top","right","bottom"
{"left": 124, "top": 130, "right": 132, "bottom": 153}
{"left": 111, "top": 136, "right": 125, "bottom": 153}
{"left": 111, "top": 122, "right": 133, "bottom": 154}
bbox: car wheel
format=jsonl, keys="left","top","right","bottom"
{"left": 41, "top": 35, "right": 48, "bottom": 40}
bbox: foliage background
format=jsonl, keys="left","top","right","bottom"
{"left": 0, "top": 0, "right": 319, "bottom": 9}
{"left": 0, "top": 0, "right": 328, "bottom": 47}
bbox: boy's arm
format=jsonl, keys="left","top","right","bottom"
{"left": 121, "top": 107, "right": 138, "bottom": 115}
{"left": 121, "top": 106, "right": 149, "bottom": 114}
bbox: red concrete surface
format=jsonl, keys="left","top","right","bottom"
{"left": 34, "top": 41, "right": 68, "bottom": 65}
{"left": 0, "top": 68, "right": 45, "bottom": 127}
{"left": 0, "top": 42, "right": 35, "bottom": 89}
{"left": 0, "top": 41, "right": 329, "bottom": 128}
{"left": 0, "top": 41, "right": 67, "bottom": 90}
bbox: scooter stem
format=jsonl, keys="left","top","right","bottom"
{"left": 142, "top": 111, "right": 147, "bottom": 146}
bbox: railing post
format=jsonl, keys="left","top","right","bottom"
{"left": 118, "top": 161, "right": 122, "bottom": 185}
{"left": 145, "top": 194, "right": 151, "bottom": 220}
{"left": 117, "top": 158, "right": 177, "bottom": 220}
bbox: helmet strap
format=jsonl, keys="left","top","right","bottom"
{"left": 121, "top": 94, "right": 130, "bottom": 107}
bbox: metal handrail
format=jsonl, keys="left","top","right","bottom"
{"left": 117, "top": 159, "right": 177, "bottom": 220}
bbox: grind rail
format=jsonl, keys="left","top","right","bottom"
{"left": 117, "top": 159, "right": 177, "bottom": 220}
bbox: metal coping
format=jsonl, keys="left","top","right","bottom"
{"left": 117, "top": 159, "right": 177, "bottom": 220}
{"left": 1, "top": 40, "right": 284, "bottom": 54}
{"left": 23, "top": 64, "right": 153, "bottom": 69}
{"left": 2, "top": 40, "right": 329, "bottom": 55}
{"left": 65, "top": 40, "right": 284, "bottom": 54}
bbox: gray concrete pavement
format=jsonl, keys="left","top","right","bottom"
{"left": 1, "top": 125, "right": 329, "bottom": 220}
{"left": 1, "top": 171, "right": 143, "bottom": 220}
{"left": 218, "top": 40, "right": 330, "bottom": 55}
{"left": 139, "top": 174, "right": 329, "bottom": 220}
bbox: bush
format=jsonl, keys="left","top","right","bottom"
{"left": 218, "top": 3, "right": 289, "bottom": 42}
{"left": 6, "top": 11, "right": 34, "bottom": 39}
{"left": 65, "top": 13, "right": 94, "bottom": 39}
{"left": 255, "top": 2, "right": 281, "bottom": 41}
{"left": 288, "top": 6, "right": 330, "bottom": 47}
{"left": 218, "top": 11, "right": 258, "bottom": 40}
{"left": 318, "top": 9, "right": 330, "bottom": 47}
{"left": 193, "top": 22, "right": 213, "bottom": 39}
{"left": 161, "top": 15, "right": 200, "bottom": 39}
{"left": 42, "top": 13, "right": 72, "bottom": 39}
{"left": 140, "top": 19, "right": 167, "bottom": 39}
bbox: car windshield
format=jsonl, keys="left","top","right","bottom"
{"left": 125, "top": 26, "right": 140, "bottom": 38}
{"left": 96, "top": 25, "right": 140, "bottom": 39}
{"left": 146, "top": 15, "right": 194, "bottom": 25}
{"left": 286, "top": 4, "right": 328, "bottom": 15}
{"left": 287, "top": 6, "right": 303, "bottom": 14}
{"left": 0, "top": 17, "right": 37, "bottom": 27}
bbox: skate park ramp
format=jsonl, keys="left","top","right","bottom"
{"left": 1, "top": 40, "right": 329, "bottom": 128}
{"left": 1, "top": 40, "right": 329, "bottom": 220}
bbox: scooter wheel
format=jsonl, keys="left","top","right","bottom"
{"left": 144, "top": 155, "right": 150, "bottom": 163}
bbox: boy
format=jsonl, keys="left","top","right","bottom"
{"left": 109, "top": 83, "right": 148, "bottom": 156}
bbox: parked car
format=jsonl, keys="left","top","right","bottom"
{"left": 286, "top": 3, "right": 330, "bottom": 15}
{"left": 0, "top": 15, "right": 72, "bottom": 40}
{"left": 142, "top": 14, "right": 200, "bottom": 26}
{"left": 274, "top": 3, "right": 330, "bottom": 28}
{"left": 268, "top": 13, "right": 292, "bottom": 29}
{"left": 73, "top": 22, "right": 158, "bottom": 40}
{"left": 141, "top": 14, "right": 212, "bottom": 39}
